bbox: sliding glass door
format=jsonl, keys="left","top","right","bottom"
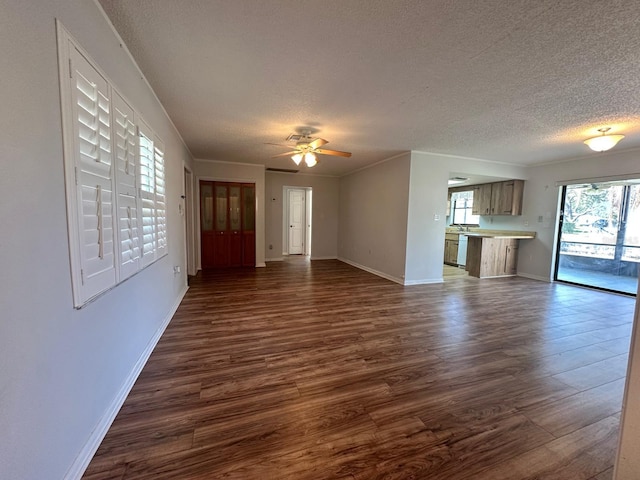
{"left": 555, "top": 181, "right": 639, "bottom": 295}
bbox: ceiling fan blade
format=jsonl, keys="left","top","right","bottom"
{"left": 309, "top": 138, "right": 329, "bottom": 150}
{"left": 315, "top": 148, "right": 352, "bottom": 158}
{"left": 271, "top": 151, "right": 299, "bottom": 158}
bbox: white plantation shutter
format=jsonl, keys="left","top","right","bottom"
{"left": 116, "top": 195, "right": 140, "bottom": 279}
{"left": 113, "top": 91, "right": 140, "bottom": 279}
{"left": 68, "top": 46, "right": 117, "bottom": 304}
{"left": 138, "top": 119, "right": 156, "bottom": 267}
{"left": 58, "top": 25, "right": 169, "bottom": 306}
{"left": 113, "top": 91, "right": 137, "bottom": 196}
{"left": 154, "top": 137, "right": 167, "bottom": 258}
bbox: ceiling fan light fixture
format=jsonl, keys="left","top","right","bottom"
{"left": 291, "top": 153, "right": 303, "bottom": 165}
{"left": 272, "top": 135, "right": 350, "bottom": 166}
{"left": 584, "top": 127, "right": 624, "bottom": 152}
{"left": 304, "top": 152, "right": 317, "bottom": 167}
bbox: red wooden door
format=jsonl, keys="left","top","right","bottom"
{"left": 201, "top": 181, "right": 255, "bottom": 269}
{"left": 242, "top": 184, "right": 256, "bottom": 267}
{"left": 213, "top": 183, "right": 229, "bottom": 267}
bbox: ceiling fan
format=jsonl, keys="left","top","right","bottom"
{"left": 267, "top": 135, "right": 352, "bottom": 168}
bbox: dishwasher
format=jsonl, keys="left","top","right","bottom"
{"left": 457, "top": 234, "right": 468, "bottom": 267}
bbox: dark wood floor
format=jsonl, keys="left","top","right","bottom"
{"left": 83, "top": 258, "right": 636, "bottom": 479}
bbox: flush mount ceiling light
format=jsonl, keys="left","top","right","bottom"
{"left": 584, "top": 127, "right": 625, "bottom": 152}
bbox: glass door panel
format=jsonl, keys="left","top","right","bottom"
{"left": 556, "top": 182, "right": 638, "bottom": 295}
{"left": 622, "top": 184, "right": 640, "bottom": 262}
{"left": 215, "top": 185, "right": 228, "bottom": 232}
{"left": 229, "top": 185, "right": 241, "bottom": 231}
{"left": 200, "top": 183, "right": 213, "bottom": 231}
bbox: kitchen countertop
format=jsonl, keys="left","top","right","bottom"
{"left": 464, "top": 232, "right": 536, "bottom": 239}
{"left": 445, "top": 228, "right": 536, "bottom": 239}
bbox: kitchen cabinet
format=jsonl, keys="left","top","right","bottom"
{"left": 503, "top": 241, "right": 519, "bottom": 275}
{"left": 472, "top": 183, "right": 493, "bottom": 215}
{"left": 471, "top": 180, "right": 524, "bottom": 216}
{"left": 491, "top": 180, "right": 524, "bottom": 215}
{"left": 444, "top": 233, "right": 459, "bottom": 266}
{"left": 466, "top": 235, "right": 528, "bottom": 278}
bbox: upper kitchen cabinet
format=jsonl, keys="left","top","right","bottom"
{"left": 472, "top": 183, "right": 493, "bottom": 215}
{"left": 492, "top": 180, "right": 524, "bottom": 215}
{"left": 472, "top": 180, "right": 524, "bottom": 216}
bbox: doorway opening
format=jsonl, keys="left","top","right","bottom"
{"left": 554, "top": 180, "right": 640, "bottom": 295}
{"left": 283, "top": 186, "right": 312, "bottom": 257}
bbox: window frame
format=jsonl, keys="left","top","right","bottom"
{"left": 449, "top": 189, "right": 480, "bottom": 226}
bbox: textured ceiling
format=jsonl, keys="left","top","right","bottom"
{"left": 97, "top": 0, "right": 640, "bottom": 176}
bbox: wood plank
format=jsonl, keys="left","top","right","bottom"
{"left": 82, "top": 258, "right": 635, "bottom": 479}
{"left": 474, "top": 414, "right": 620, "bottom": 479}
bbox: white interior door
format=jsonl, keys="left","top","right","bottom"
{"left": 288, "top": 189, "right": 305, "bottom": 254}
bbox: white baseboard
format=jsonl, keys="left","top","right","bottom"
{"left": 310, "top": 256, "right": 338, "bottom": 261}
{"left": 256, "top": 262, "right": 266, "bottom": 267}
{"left": 265, "top": 257, "right": 283, "bottom": 262}
{"left": 404, "top": 278, "right": 444, "bottom": 285}
{"left": 337, "top": 257, "right": 405, "bottom": 285}
{"left": 517, "top": 272, "right": 551, "bottom": 282}
{"left": 65, "top": 285, "right": 189, "bottom": 480}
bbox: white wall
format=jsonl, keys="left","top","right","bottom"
{"left": 265, "top": 172, "right": 340, "bottom": 261}
{"left": 517, "top": 148, "right": 640, "bottom": 281}
{"left": 193, "top": 160, "right": 266, "bottom": 267}
{"left": 338, "top": 154, "right": 412, "bottom": 283}
{"left": 404, "top": 152, "right": 528, "bottom": 283}
{"left": 616, "top": 280, "right": 640, "bottom": 478}
{"left": 0, "top": 1, "right": 192, "bottom": 479}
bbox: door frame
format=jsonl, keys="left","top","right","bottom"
{"left": 282, "top": 186, "right": 312, "bottom": 256}
{"left": 552, "top": 184, "right": 568, "bottom": 284}
{"left": 183, "top": 165, "right": 196, "bottom": 276}
{"left": 553, "top": 178, "right": 639, "bottom": 295}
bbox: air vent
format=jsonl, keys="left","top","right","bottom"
{"left": 286, "top": 133, "right": 309, "bottom": 142}
{"left": 448, "top": 177, "right": 469, "bottom": 186}
{"left": 266, "top": 167, "right": 299, "bottom": 173}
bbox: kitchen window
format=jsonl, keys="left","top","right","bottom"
{"left": 451, "top": 190, "right": 480, "bottom": 225}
